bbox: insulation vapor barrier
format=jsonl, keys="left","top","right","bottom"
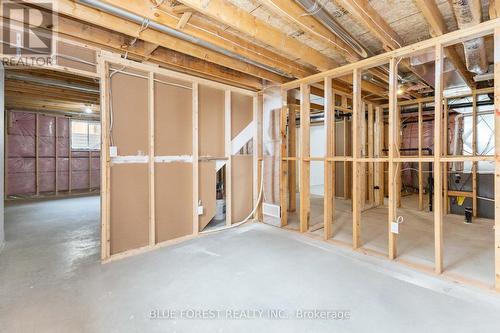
{"left": 6, "top": 110, "right": 100, "bottom": 197}
{"left": 262, "top": 87, "right": 281, "bottom": 226}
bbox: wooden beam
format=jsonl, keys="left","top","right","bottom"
{"left": 98, "top": 58, "right": 110, "bottom": 260}
{"left": 434, "top": 44, "right": 444, "bottom": 274}
{"left": 472, "top": 92, "right": 478, "bottom": 217}
{"left": 176, "top": 11, "right": 193, "bottom": 29}
{"left": 342, "top": 96, "right": 350, "bottom": 199}
{"left": 99, "top": 0, "right": 313, "bottom": 79}
{"left": 9, "top": 9, "right": 265, "bottom": 90}
{"left": 255, "top": 93, "right": 264, "bottom": 221}
{"left": 368, "top": 103, "right": 374, "bottom": 204}
{"left": 388, "top": 58, "right": 398, "bottom": 260}
{"left": 288, "top": 104, "right": 297, "bottom": 212}
{"left": 259, "top": 0, "right": 360, "bottom": 61}
{"left": 413, "top": 0, "right": 475, "bottom": 88}
{"left": 224, "top": 90, "right": 232, "bottom": 227}
{"left": 374, "top": 106, "right": 384, "bottom": 205}
{"left": 176, "top": 0, "right": 338, "bottom": 71}
{"left": 324, "top": 77, "right": 334, "bottom": 240}
{"left": 280, "top": 91, "right": 288, "bottom": 227}
{"left": 72, "top": 26, "right": 261, "bottom": 89}
{"left": 299, "top": 84, "right": 311, "bottom": 233}
{"left": 335, "top": 0, "right": 403, "bottom": 51}
{"left": 192, "top": 82, "right": 199, "bottom": 235}
{"left": 148, "top": 72, "right": 155, "bottom": 246}
{"left": 493, "top": 26, "right": 500, "bottom": 291}
{"left": 54, "top": 0, "right": 283, "bottom": 83}
{"left": 352, "top": 68, "right": 362, "bottom": 249}
{"left": 490, "top": 0, "right": 500, "bottom": 18}
{"left": 418, "top": 102, "right": 424, "bottom": 211}
{"left": 281, "top": 19, "right": 500, "bottom": 90}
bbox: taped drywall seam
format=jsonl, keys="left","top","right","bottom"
{"left": 154, "top": 155, "right": 193, "bottom": 163}
{"left": 111, "top": 155, "right": 149, "bottom": 164}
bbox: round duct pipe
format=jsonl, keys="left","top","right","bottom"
{"left": 77, "top": 0, "right": 294, "bottom": 78}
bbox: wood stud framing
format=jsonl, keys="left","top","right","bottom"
{"left": 434, "top": 44, "right": 444, "bottom": 274}
{"left": 96, "top": 53, "right": 257, "bottom": 261}
{"left": 324, "top": 77, "right": 334, "bottom": 240}
{"left": 279, "top": 19, "right": 500, "bottom": 290}
{"left": 299, "top": 84, "right": 311, "bottom": 233}
{"left": 387, "top": 58, "right": 398, "bottom": 260}
{"left": 352, "top": 68, "right": 362, "bottom": 249}
{"left": 494, "top": 26, "right": 500, "bottom": 291}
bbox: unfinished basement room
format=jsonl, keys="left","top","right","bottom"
{"left": 2, "top": 0, "right": 500, "bottom": 332}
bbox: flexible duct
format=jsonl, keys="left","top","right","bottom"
{"left": 451, "top": 0, "right": 488, "bottom": 74}
{"left": 77, "top": 0, "right": 293, "bottom": 78}
{"left": 294, "top": 0, "right": 368, "bottom": 58}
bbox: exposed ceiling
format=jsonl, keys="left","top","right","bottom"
{"left": 5, "top": 0, "right": 498, "bottom": 103}
{"left": 4, "top": 68, "right": 100, "bottom": 116}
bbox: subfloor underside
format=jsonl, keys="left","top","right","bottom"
{"left": 1, "top": 197, "right": 499, "bottom": 332}
{"left": 285, "top": 193, "right": 494, "bottom": 287}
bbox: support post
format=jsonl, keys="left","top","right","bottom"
{"left": 388, "top": 58, "right": 399, "bottom": 259}
{"left": 35, "top": 113, "right": 39, "bottom": 196}
{"left": 493, "top": 26, "right": 500, "bottom": 290}
{"left": 193, "top": 83, "right": 199, "bottom": 234}
{"left": 368, "top": 103, "right": 374, "bottom": 204}
{"left": 148, "top": 72, "right": 155, "bottom": 245}
{"left": 361, "top": 102, "right": 367, "bottom": 208}
{"left": 299, "top": 83, "right": 310, "bottom": 233}
{"left": 352, "top": 69, "right": 362, "bottom": 249}
{"left": 279, "top": 90, "right": 289, "bottom": 227}
{"left": 324, "top": 77, "right": 334, "bottom": 240}
{"left": 98, "top": 57, "right": 110, "bottom": 260}
{"left": 252, "top": 94, "right": 259, "bottom": 220}
{"left": 418, "top": 102, "right": 424, "bottom": 211}
{"left": 443, "top": 98, "right": 449, "bottom": 214}
{"left": 342, "top": 95, "right": 350, "bottom": 199}
{"left": 288, "top": 104, "right": 297, "bottom": 212}
{"left": 374, "top": 106, "right": 384, "bottom": 206}
{"left": 256, "top": 92, "right": 264, "bottom": 221}
{"left": 396, "top": 105, "right": 401, "bottom": 209}
{"left": 224, "top": 90, "right": 232, "bottom": 227}
{"left": 69, "top": 119, "right": 72, "bottom": 193}
{"left": 472, "top": 92, "right": 478, "bottom": 217}
{"left": 55, "top": 117, "right": 58, "bottom": 195}
{"left": 434, "top": 44, "right": 444, "bottom": 274}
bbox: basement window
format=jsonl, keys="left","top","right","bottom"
{"left": 71, "top": 120, "right": 101, "bottom": 150}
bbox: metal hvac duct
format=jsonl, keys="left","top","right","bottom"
{"left": 77, "top": 0, "right": 293, "bottom": 78}
{"left": 294, "top": 0, "right": 369, "bottom": 58}
{"left": 451, "top": 0, "right": 488, "bottom": 74}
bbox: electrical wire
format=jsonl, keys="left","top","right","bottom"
{"left": 200, "top": 159, "right": 265, "bottom": 234}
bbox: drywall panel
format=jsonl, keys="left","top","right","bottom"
{"left": 154, "top": 75, "right": 192, "bottom": 155}
{"left": 155, "top": 163, "right": 193, "bottom": 242}
{"left": 110, "top": 163, "right": 149, "bottom": 255}
{"left": 110, "top": 71, "right": 149, "bottom": 156}
{"left": 56, "top": 41, "right": 97, "bottom": 73}
{"left": 231, "top": 92, "right": 253, "bottom": 140}
{"left": 198, "top": 85, "right": 225, "bottom": 157}
{"left": 198, "top": 160, "right": 216, "bottom": 230}
{"left": 231, "top": 155, "right": 253, "bottom": 223}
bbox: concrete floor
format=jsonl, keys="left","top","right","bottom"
{"left": 1, "top": 196, "right": 500, "bottom": 332}
{"left": 285, "top": 193, "right": 494, "bottom": 286}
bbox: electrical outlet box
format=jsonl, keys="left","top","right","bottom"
{"left": 109, "top": 146, "right": 118, "bottom": 157}
{"left": 391, "top": 221, "right": 399, "bottom": 234}
{"left": 197, "top": 206, "right": 204, "bottom": 215}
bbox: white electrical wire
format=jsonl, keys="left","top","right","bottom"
{"left": 200, "top": 159, "right": 265, "bottom": 234}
